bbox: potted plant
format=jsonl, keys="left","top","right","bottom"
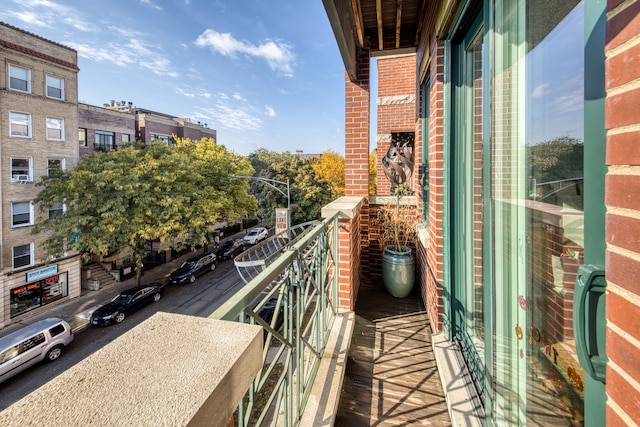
{"left": 376, "top": 189, "right": 419, "bottom": 298}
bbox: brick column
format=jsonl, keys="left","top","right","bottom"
{"left": 345, "top": 48, "right": 371, "bottom": 197}
{"left": 322, "top": 197, "right": 365, "bottom": 311}
{"left": 375, "top": 54, "right": 417, "bottom": 195}
{"left": 603, "top": 1, "right": 640, "bottom": 424}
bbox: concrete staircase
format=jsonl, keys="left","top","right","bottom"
{"left": 82, "top": 262, "right": 117, "bottom": 290}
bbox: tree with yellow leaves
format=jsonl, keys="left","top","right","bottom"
{"left": 312, "top": 150, "right": 345, "bottom": 199}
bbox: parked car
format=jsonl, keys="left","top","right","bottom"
{"left": 0, "top": 318, "right": 74, "bottom": 384}
{"left": 217, "top": 238, "right": 247, "bottom": 260}
{"left": 90, "top": 283, "right": 165, "bottom": 326}
{"left": 243, "top": 227, "right": 269, "bottom": 245}
{"left": 169, "top": 252, "right": 217, "bottom": 284}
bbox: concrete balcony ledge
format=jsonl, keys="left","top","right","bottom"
{"left": 321, "top": 196, "right": 366, "bottom": 219}
{"left": 0, "top": 312, "right": 263, "bottom": 427}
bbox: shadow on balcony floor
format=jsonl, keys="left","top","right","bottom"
{"left": 335, "top": 278, "right": 452, "bottom": 426}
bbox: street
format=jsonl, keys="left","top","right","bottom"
{"left": 0, "top": 257, "right": 245, "bottom": 411}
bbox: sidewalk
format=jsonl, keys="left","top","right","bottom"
{"left": 0, "top": 233, "right": 245, "bottom": 338}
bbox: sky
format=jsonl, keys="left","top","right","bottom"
{"left": 0, "top": 0, "right": 347, "bottom": 156}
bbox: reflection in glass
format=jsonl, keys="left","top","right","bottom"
{"left": 491, "top": 0, "right": 584, "bottom": 425}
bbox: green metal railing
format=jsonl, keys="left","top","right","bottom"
{"left": 210, "top": 213, "right": 339, "bottom": 426}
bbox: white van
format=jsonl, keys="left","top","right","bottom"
{"left": 0, "top": 318, "right": 74, "bottom": 384}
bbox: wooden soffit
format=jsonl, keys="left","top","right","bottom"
{"left": 322, "top": 0, "right": 428, "bottom": 81}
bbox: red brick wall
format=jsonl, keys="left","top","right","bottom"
{"left": 345, "top": 48, "right": 371, "bottom": 197}
{"left": 416, "top": 40, "right": 448, "bottom": 333}
{"left": 375, "top": 55, "right": 417, "bottom": 195}
{"left": 604, "top": 1, "right": 640, "bottom": 423}
{"left": 336, "top": 208, "right": 362, "bottom": 311}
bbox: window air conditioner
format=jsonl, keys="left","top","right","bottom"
{"left": 13, "top": 174, "right": 30, "bottom": 182}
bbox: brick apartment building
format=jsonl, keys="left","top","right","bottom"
{"left": 134, "top": 107, "right": 216, "bottom": 147}
{"left": 78, "top": 103, "right": 135, "bottom": 156}
{"left": 79, "top": 103, "right": 217, "bottom": 156}
{"left": 323, "top": 0, "right": 640, "bottom": 425}
{"left": 0, "top": 23, "right": 82, "bottom": 329}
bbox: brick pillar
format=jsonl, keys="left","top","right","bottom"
{"left": 604, "top": 2, "right": 640, "bottom": 424}
{"left": 345, "top": 48, "right": 371, "bottom": 197}
{"left": 375, "top": 54, "right": 417, "bottom": 195}
{"left": 321, "top": 197, "right": 365, "bottom": 311}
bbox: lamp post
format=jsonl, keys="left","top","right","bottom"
{"left": 229, "top": 175, "right": 291, "bottom": 240}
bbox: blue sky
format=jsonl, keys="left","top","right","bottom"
{"left": 1, "top": 0, "right": 347, "bottom": 156}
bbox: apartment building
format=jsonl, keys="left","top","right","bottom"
{"left": 78, "top": 103, "right": 217, "bottom": 157}
{"left": 78, "top": 103, "right": 135, "bottom": 156}
{"left": 134, "top": 107, "right": 216, "bottom": 146}
{"left": 0, "top": 23, "right": 81, "bottom": 329}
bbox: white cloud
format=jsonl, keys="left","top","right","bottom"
{"left": 140, "top": 0, "right": 162, "bottom": 11}
{"left": 194, "top": 104, "right": 262, "bottom": 132}
{"left": 68, "top": 36, "right": 177, "bottom": 78}
{"left": 191, "top": 93, "right": 264, "bottom": 132}
{"left": 5, "top": 0, "right": 92, "bottom": 31}
{"left": 195, "top": 29, "right": 295, "bottom": 76}
{"left": 232, "top": 93, "right": 246, "bottom": 102}
{"left": 531, "top": 83, "right": 549, "bottom": 98}
{"left": 176, "top": 88, "right": 212, "bottom": 99}
{"left": 265, "top": 106, "right": 276, "bottom": 117}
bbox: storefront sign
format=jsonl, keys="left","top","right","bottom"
{"left": 275, "top": 208, "right": 288, "bottom": 236}
{"left": 26, "top": 264, "right": 58, "bottom": 282}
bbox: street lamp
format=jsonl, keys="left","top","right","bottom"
{"left": 229, "top": 175, "right": 291, "bottom": 240}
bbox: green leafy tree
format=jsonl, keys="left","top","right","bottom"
{"left": 247, "top": 150, "right": 334, "bottom": 228}
{"left": 527, "top": 136, "right": 583, "bottom": 205}
{"left": 33, "top": 139, "right": 256, "bottom": 286}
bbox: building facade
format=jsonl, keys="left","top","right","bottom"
{"left": 324, "top": 0, "right": 639, "bottom": 425}
{"left": 78, "top": 103, "right": 135, "bottom": 156}
{"left": 0, "top": 23, "right": 82, "bottom": 329}
{"left": 134, "top": 108, "right": 216, "bottom": 146}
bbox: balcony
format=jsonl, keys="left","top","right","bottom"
{"left": 0, "top": 199, "right": 477, "bottom": 426}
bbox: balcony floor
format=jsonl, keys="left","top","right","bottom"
{"left": 335, "top": 278, "right": 452, "bottom": 426}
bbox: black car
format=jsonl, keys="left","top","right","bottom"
{"left": 169, "top": 252, "right": 217, "bottom": 284}
{"left": 216, "top": 238, "right": 247, "bottom": 260}
{"left": 90, "top": 283, "right": 164, "bottom": 326}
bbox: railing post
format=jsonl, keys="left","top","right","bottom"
{"left": 321, "top": 196, "right": 366, "bottom": 311}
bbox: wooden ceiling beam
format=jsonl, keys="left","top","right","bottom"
{"left": 350, "top": 0, "right": 365, "bottom": 48}
{"left": 376, "top": 0, "right": 384, "bottom": 50}
{"left": 396, "top": 0, "right": 403, "bottom": 49}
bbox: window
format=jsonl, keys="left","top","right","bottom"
{"left": 46, "top": 118, "right": 64, "bottom": 141}
{"left": 9, "top": 64, "right": 30, "bottom": 92}
{"left": 10, "top": 112, "right": 31, "bottom": 138}
{"left": 49, "top": 324, "right": 65, "bottom": 337}
{"left": 21, "top": 333, "right": 46, "bottom": 353}
{"left": 95, "top": 130, "right": 115, "bottom": 151}
{"left": 121, "top": 133, "right": 130, "bottom": 143}
{"left": 47, "top": 158, "right": 65, "bottom": 175}
{"left": 46, "top": 75, "right": 64, "bottom": 100}
{"left": 150, "top": 133, "right": 170, "bottom": 145}
{"left": 11, "top": 158, "right": 32, "bottom": 182}
{"left": 12, "top": 202, "right": 33, "bottom": 227}
{"left": 49, "top": 202, "right": 64, "bottom": 218}
{"left": 13, "top": 244, "right": 32, "bottom": 269}
{"left": 78, "top": 128, "right": 87, "bottom": 146}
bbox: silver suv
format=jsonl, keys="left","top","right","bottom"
{"left": 0, "top": 318, "right": 74, "bottom": 384}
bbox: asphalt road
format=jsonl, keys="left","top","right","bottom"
{"left": 0, "top": 257, "right": 245, "bottom": 411}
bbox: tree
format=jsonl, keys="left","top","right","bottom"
{"left": 527, "top": 136, "right": 583, "bottom": 204}
{"left": 312, "top": 151, "right": 345, "bottom": 198}
{"left": 247, "top": 150, "right": 334, "bottom": 228}
{"left": 369, "top": 149, "right": 377, "bottom": 195}
{"left": 33, "top": 140, "right": 256, "bottom": 286}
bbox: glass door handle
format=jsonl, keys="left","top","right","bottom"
{"left": 573, "top": 264, "right": 607, "bottom": 383}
